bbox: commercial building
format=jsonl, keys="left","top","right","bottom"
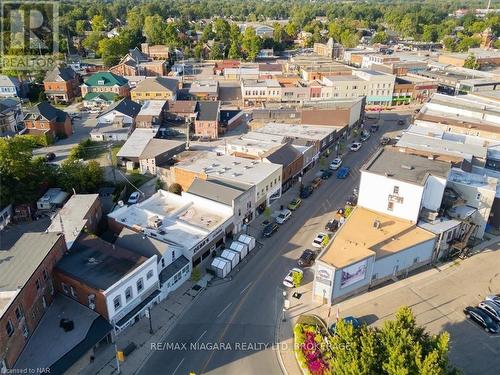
{"left": 135, "top": 100, "right": 167, "bottom": 128}
{"left": 109, "top": 189, "right": 234, "bottom": 270}
{"left": 47, "top": 193, "right": 102, "bottom": 250}
{"left": 0, "top": 233, "right": 67, "bottom": 370}
{"left": 438, "top": 49, "right": 500, "bottom": 68}
{"left": 81, "top": 72, "right": 130, "bottom": 108}
{"left": 53, "top": 234, "right": 160, "bottom": 332}
{"left": 189, "top": 80, "right": 219, "bottom": 101}
{"left": 313, "top": 207, "right": 436, "bottom": 304}
{"left": 193, "top": 101, "right": 220, "bottom": 140}
{"left": 168, "top": 151, "right": 282, "bottom": 208}
{"left": 313, "top": 39, "right": 344, "bottom": 60}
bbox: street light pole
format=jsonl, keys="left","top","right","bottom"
{"left": 146, "top": 307, "right": 153, "bottom": 334}
{"left": 282, "top": 291, "right": 288, "bottom": 322}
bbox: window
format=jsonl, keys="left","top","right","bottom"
{"left": 393, "top": 186, "right": 399, "bottom": 194}
{"left": 43, "top": 269, "right": 48, "bottom": 281}
{"left": 15, "top": 306, "right": 23, "bottom": 321}
{"left": 70, "top": 286, "right": 77, "bottom": 299}
{"left": 171, "top": 250, "right": 175, "bottom": 262}
{"left": 147, "top": 270, "right": 154, "bottom": 280}
{"left": 137, "top": 278, "right": 144, "bottom": 293}
{"left": 161, "top": 258, "right": 165, "bottom": 268}
{"left": 387, "top": 201, "right": 394, "bottom": 211}
{"left": 476, "top": 193, "right": 481, "bottom": 200}
{"left": 125, "top": 287, "right": 133, "bottom": 302}
{"left": 6, "top": 320, "right": 14, "bottom": 337}
{"left": 62, "top": 283, "right": 69, "bottom": 294}
{"left": 35, "top": 279, "right": 41, "bottom": 290}
{"left": 22, "top": 323, "right": 29, "bottom": 337}
{"left": 113, "top": 296, "right": 122, "bottom": 311}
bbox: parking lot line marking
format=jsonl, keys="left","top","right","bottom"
{"left": 217, "top": 302, "right": 233, "bottom": 318}
{"left": 195, "top": 330, "right": 207, "bottom": 344}
{"left": 172, "top": 358, "right": 184, "bottom": 375}
{"left": 240, "top": 282, "right": 253, "bottom": 295}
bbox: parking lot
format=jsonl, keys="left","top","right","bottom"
{"left": 337, "top": 246, "right": 500, "bottom": 374}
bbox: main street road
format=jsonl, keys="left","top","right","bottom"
{"left": 137, "top": 114, "right": 408, "bottom": 375}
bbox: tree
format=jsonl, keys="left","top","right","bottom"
{"left": 82, "top": 31, "right": 103, "bottom": 53}
{"left": 91, "top": 15, "right": 106, "bottom": 32}
{"left": 213, "top": 18, "right": 231, "bottom": 47}
{"left": 371, "top": 31, "right": 389, "bottom": 44}
{"left": 242, "top": 27, "right": 261, "bottom": 61}
{"left": 200, "top": 24, "right": 215, "bottom": 43}
{"left": 228, "top": 40, "right": 241, "bottom": 59}
{"left": 75, "top": 20, "right": 87, "bottom": 35}
{"left": 442, "top": 36, "right": 457, "bottom": 52}
{"left": 463, "top": 54, "right": 480, "bottom": 70}
{"left": 168, "top": 183, "right": 182, "bottom": 195}
{"left": 58, "top": 159, "right": 103, "bottom": 193}
{"left": 292, "top": 270, "right": 303, "bottom": 288}
{"left": 329, "top": 306, "right": 456, "bottom": 375}
{"left": 209, "top": 42, "right": 224, "bottom": 60}
{"left": 422, "top": 25, "right": 439, "bottom": 43}
{"left": 144, "top": 15, "right": 167, "bottom": 45}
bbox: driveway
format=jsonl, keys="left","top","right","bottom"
{"left": 32, "top": 112, "right": 98, "bottom": 163}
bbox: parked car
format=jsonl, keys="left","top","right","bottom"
{"left": 350, "top": 142, "right": 362, "bottom": 151}
{"left": 275, "top": 209, "right": 292, "bottom": 224}
{"left": 478, "top": 301, "right": 500, "bottom": 322}
{"left": 297, "top": 249, "right": 316, "bottom": 267}
{"left": 262, "top": 223, "right": 279, "bottom": 238}
{"left": 311, "top": 177, "right": 322, "bottom": 189}
{"left": 325, "top": 219, "right": 339, "bottom": 232}
{"left": 464, "top": 306, "right": 499, "bottom": 333}
{"left": 329, "top": 158, "right": 342, "bottom": 170}
{"left": 45, "top": 152, "right": 56, "bottom": 161}
{"left": 300, "top": 185, "right": 313, "bottom": 199}
{"left": 283, "top": 268, "right": 304, "bottom": 288}
{"left": 329, "top": 316, "right": 361, "bottom": 335}
{"left": 312, "top": 232, "right": 329, "bottom": 248}
{"left": 360, "top": 131, "right": 370, "bottom": 142}
{"left": 486, "top": 294, "right": 500, "bottom": 308}
{"left": 380, "top": 136, "right": 391, "bottom": 145}
{"left": 370, "top": 124, "right": 379, "bottom": 132}
{"left": 321, "top": 170, "right": 333, "bottom": 179}
{"left": 336, "top": 166, "right": 350, "bottom": 179}
{"left": 127, "top": 192, "right": 141, "bottom": 205}
{"left": 288, "top": 198, "right": 302, "bottom": 211}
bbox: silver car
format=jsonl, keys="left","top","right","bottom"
{"left": 479, "top": 300, "right": 500, "bottom": 322}
{"left": 486, "top": 294, "right": 500, "bottom": 308}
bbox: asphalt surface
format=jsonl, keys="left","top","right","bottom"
{"left": 137, "top": 113, "right": 408, "bottom": 375}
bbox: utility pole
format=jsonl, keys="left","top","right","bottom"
{"left": 108, "top": 144, "right": 117, "bottom": 185}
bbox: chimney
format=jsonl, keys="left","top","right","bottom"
{"left": 373, "top": 219, "right": 381, "bottom": 229}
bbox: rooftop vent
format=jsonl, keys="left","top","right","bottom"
{"left": 401, "top": 164, "right": 414, "bottom": 170}
{"left": 373, "top": 219, "right": 381, "bottom": 229}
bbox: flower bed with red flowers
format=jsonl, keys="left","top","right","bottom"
{"left": 293, "top": 322, "right": 333, "bottom": 375}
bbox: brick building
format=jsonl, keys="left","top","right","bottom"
{"left": 43, "top": 66, "right": 81, "bottom": 104}
{"left": 194, "top": 101, "right": 220, "bottom": 140}
{"left": 23, "top": 101, "right": 73, "bottom": 140}
{"left": 0, "top": 233, "right": 67, "bottom": 371}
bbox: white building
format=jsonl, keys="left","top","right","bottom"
{"left": 91, "top": 99, "right": 142, "bottom": 141}
{"left": 359, "top": 148, "right": 451, "bottom": 222}
{"left": 241, "top": 79, "right": 281, "bottom": 103}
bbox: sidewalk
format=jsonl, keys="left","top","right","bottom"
{"left": 275, "top": 235, "right": 500, "bottom": 375}
{"left": 75, "top": 275, "right": 212, "bottom": 375}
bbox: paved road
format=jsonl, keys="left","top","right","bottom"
{"left": 137, "top": 114, "right": 408, "bottom": 375}
{"left": 32, "top": 112, "right": 97, "bottom": 163}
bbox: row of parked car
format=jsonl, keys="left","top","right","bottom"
{"left": 464, "top": 294, "right": 500, "bottom": 334}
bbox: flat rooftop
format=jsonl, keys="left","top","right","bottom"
{"left": 448, "top": 167, "right": 497, "bottom": 191}
{"left": 137, "top": 100, "right": 167, "bottom": 117}
{"left": 55, "top": 234, "right": 148, "bottom": 290}
{"left": 242, "top": 79, "right": 280, "bottom": 87}
{"left": 108, "top": 190, "right": 233, "bottom": 251}
{"left": 363, "top": 148, "right": 451, "bottom": 185}
{"left": 189, "top": 80, "right": 219, "bottom": 94}
{"left": 319, "top": 207, "right": 435, "bottom": 268}
{"left": 116, "top": 128, "right": 158, "bottom": 159}
{"left": 254, "top": 122, "right": 334, "bottom": 141}
{"left": 174, "top": 151, "right": 282, "bottom": 186}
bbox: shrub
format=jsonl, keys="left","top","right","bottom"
{"left": 168, "top": 182, "right": 183, "bottom": 195}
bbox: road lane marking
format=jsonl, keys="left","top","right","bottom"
{"left": 240, "top": 282, "right": 253, "bottom": 295}
{"left": 172, "top": 358, "right": 184, "bottom": 375}
{"left": 195, "top": 330, "right": 207, "bottom": 344}
{"left": 216, "top": 302, "right": 233, "bottom": 318}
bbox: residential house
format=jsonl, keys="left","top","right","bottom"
{"left": 43, "top": 66, "right": 81, "bottom": 104}
{"left": 141, "top": 43, "right": 170, "bottom": 60}
{"left": 0, "top": 76, "right": 21, "bottom": 98}
{"left": 0, "top": 233, "right": 67, "bottom": 371}
{"left": 23, "top": 102, "right": 73, "bottom": 140}
{"left": 53, "top": 234, "right": 160, "bottom": 333}
{"left": 81, "top": 72, "right": 130, "bottom": 108}
{"left": 0, "top": 98, "right": 23, "bottom": 136}
{"left": 131, "top": 77, "right": 178, "bottom": 103}
{"left": 47, "top": 193, "right": 102, "bottom": 250}
{"left": 115, "top": 128, "right": 158, "bottom": 169}
{"left": 194, "top": 101, "right": 220, "bottom": 140}
{"left": 91, "top": 98, "right": 141, "bottom": 141}
{"left": 110, "top": 47, "right": 167, "bottom": 77}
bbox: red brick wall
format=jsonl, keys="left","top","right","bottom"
{"left": 194, "top": 120, "right": 218, "bottom": 139}
{"left": 0, "top": 235, "right": 66, "bottom": 368}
